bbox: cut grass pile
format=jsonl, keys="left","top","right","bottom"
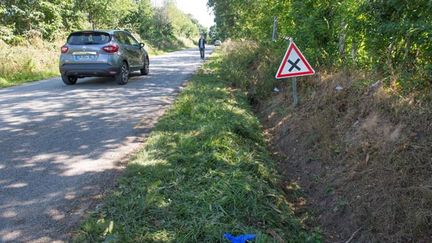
{"left": 75, "top": 54, "right": 319, "bottom": 242}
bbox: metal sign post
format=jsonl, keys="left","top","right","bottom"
{"left": 272, "top": 17, "right": 278, "bottom": 42}
{"left": 275, "top": 38, "right": 315, "bottom": 107}
{"left": 289, "top": 38, "right": 299, "bottom": 107}
{"left": 291, "top": 77, "right": 299, "bottom": 107}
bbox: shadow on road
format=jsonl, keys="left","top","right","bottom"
{"left": 0, "top": 47, "right": 213, "bottom": 242}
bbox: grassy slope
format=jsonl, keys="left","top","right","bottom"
{"left": 214, "top": 40, "right": 432, "bottom": 241}
{"left": 75, "top": 53, "right": 319, "bottom": 242}
{"left": 0, "top": 39, "right": 60, "bottom": 88}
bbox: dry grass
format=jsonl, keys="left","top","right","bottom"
{"left": 0, "top": 37, "right": 61, "bottom": 87}
{"left": 261, "top": 70, "right": 432, "bottom": 242}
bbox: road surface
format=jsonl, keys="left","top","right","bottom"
{"left": 0, "top": 47, "right": 213, "bottom": 242}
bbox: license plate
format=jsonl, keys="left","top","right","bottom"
{"left": 74, "top": 55, "right": 97, "bottom": 61}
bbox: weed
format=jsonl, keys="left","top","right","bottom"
{"left": 324, "top": 186, "right": 334, "bottom": 195}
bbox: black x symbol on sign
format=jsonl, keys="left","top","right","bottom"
{"left": 288, "top": 58, "right": 301, "bottom": 72}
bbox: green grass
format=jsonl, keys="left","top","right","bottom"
{"left": 0, "top": 70, "right": 58, "bottom": 88}
{"left": 75, "top": 54, "right": 320, "bottom": 242}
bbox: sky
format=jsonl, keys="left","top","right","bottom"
{"left": 152, "top": 0, "right": 215, "bottom": 28}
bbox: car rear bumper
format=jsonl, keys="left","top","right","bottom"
{"left": 59, "top": 63, "right": 120, "bottom": 77}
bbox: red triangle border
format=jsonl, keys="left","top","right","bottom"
{"left": 275, "top": 42, "right": 315, "bottom": 79}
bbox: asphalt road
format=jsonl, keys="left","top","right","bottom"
{"left": 0, "top": 47, "right": 213, "bottom": 242}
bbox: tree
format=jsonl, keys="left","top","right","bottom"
{"left": 76, "top": 0, "right": 135, "bottom": 30}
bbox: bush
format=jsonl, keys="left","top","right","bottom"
{"left": 209, "top": 0, "right": 432, "bottom": 95}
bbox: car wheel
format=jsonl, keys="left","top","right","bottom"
{"left": 140, "top": 57, "right": 149, "bottom": 75}
{"left": 62, "top": 75, "right": 78, "bottom": 85}
{"left": 116, "top": 62, "right": 129, "bottom": 85}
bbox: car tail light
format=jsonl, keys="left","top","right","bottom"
{"left": 102, "top": 44, "right": 119, "bottom": 53}
{"left": 61, "top": 46, "right": 69, "bottom": 53}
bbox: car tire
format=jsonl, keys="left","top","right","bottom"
{"left": 140, "top": 57, "right": 149, "bottom": 75}
{"left": 62, "top": 75, "right": 78, "bottom": 85}
{"left": 115, "top": 62, "right": 129, "bottom": 85}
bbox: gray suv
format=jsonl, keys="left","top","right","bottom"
{"left": 59, "top": 30, "right": 149, "bottom": 85}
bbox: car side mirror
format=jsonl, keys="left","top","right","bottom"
{"left": 139, "top": 43, "right": 145, "bottom": 48}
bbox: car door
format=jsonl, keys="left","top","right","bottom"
{"left": 114, "top": 32, "right": 136, "bottom": 67}
{"left": 125, "top": 33, "right": 144, "bottom": 69}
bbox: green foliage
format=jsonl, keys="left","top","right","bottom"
{"left": 1, "top": 0, "right": 84, "bottom": 39}
{"left": 0, "top": 0, "right": 204, "bottom": 49}
{"left": 77, "top": 0, "right": 135, "bottom": 30}
{"left": 208, "top": 0, "right": 432, "bottom": 94}
{"left": 165, "top": 0, "right": 201, "bottom": 38}
{"left": 209, "top": 25, "right": 219, "bottom": 42}
{"left": 215, "top": 40, "right": 290, "bottom": 101}
{"left": 0, "top": 0, "right": 206, "bottom": 87}
{"left": 75, "top": 56, "right": 320, "bottom": 242}
{"left": 142, "top": 1, "right": 206, "bottom": 49}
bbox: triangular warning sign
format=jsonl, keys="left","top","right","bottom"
{"left": 275, "top": 41, "right": 315, "bottom": 79}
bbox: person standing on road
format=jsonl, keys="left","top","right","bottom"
{"left": 198, "top": 35, "right": 206, "bottom": 59}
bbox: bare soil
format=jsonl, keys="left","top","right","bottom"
{"left": 256, "top": 71, "right": 432, "bottom": 242}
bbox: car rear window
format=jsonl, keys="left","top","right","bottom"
{"left": 67, "top": 32, "right": 111, "bottom": 45}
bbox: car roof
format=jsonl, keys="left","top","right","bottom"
{"left": 69, "top": 30, "right": 130, "bottom": 35}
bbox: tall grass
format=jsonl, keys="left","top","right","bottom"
{"left": 75, "top": 54, "right": 320, "bottom": 242}
{"left": 0, "top": 38, "right": 60, "bottom": 88}
{"left": 217, "top": 40, "right": 287, "bottom": 102}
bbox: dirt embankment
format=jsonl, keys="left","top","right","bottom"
{"left": 257, "top": 72, "right": 432, "bottom": 242}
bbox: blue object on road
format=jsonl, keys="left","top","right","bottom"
{"left": 224, "top": 233, "right": 256, "bottom": 243}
